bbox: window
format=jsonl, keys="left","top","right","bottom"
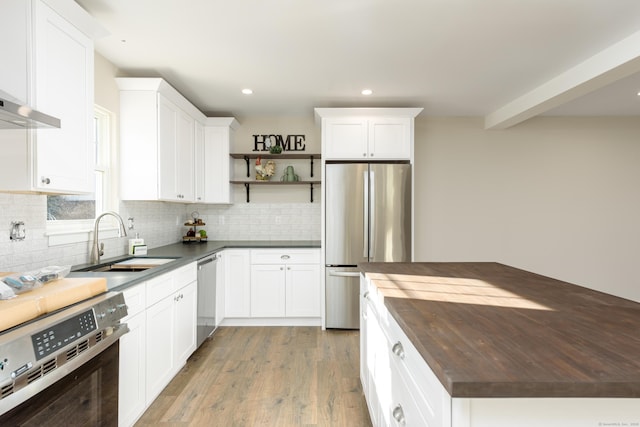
{"left": 46, "top": 105, "right": 116, "bottom": 242}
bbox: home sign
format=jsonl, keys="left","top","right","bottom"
{"left": 253, "top": 134, "right": 306, "bottom": 152}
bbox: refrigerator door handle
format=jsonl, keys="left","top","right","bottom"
{"left": 328, "top": 270, "right": 361, "bottom": 277}
{"left": 363, "top": 170, "right": 369, "bottom": 259}
{"left": 369, "top": 170, "right": 375, "bottom": 261}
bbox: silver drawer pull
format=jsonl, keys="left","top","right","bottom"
{"left": 392, "top": 405, "right": 405, "bottom": 425}
{"left": 392, "top": 342, "right": 405, "bottom": 360}
{"left": 281, "top": 254, "right": 290, "bottom": 260}
{"left": 363, "top": 291, "right": 370, "bottom": 300}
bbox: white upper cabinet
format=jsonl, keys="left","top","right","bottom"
{"left": 315, "top": 108, "right": 423, "bottom": 161}
{"left": 199, "top": 117, "right": 238, "bottom": 204}
{"left": 118, "top": 78, "right": 201, "bottom": 202}
{"left": 0, "top": 0, "right": 99, "bottom": 194}
{"left": 118, "top": 78, "right": 237, "bottom": 204}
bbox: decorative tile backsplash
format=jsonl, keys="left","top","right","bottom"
{"left": 0, "top": 192, "right": 320, "bottom": 272}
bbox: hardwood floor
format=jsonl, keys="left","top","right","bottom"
{"left": 134, "top": 327, "right": 372, "bottom": 426}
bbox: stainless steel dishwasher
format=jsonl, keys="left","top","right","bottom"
{"left": 197, "top": 253, "right": 218, "bottom": 347}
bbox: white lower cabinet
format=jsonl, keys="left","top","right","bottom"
{"left": 118, "top": 262, "right": 197, "bottom": 427}
{"left": 223, "top": 249, "right": 251, "bottom": 318}
{"left": 145, "top": 291, "right": 175, "bottom": 405}
{"left": 250, "top": 249, "right": 321, "bottom": 320}
{"left": 119, "top": 283, "right": 147, "bottom": 427}
{"left": 221, "top": 248, "right": 321, "bottom": 325}
{"left": 250, "top": 264, "right": 286, "bottom": 317}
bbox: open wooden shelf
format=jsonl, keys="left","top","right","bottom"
{"left": 230, "top": 180, "right": 321, "bottom": 203}
{"left": 230, "top": 153, "right": 321, "bottom": 178}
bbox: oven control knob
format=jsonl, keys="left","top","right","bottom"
{"left": 107, "top": 308, "right": 116, "bottom": 314}
{"left": 96, "top": 312, "right": 106, "bottom": 319}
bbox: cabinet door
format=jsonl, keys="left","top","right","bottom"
{"left": 285, "top": 264, "right": 320, "bottom": 317}
{"left": 194, "top": 120, "right": 205, "bottom": 203}
{"left": 203, "top": 125, "right": 231, "bottom": 203}
{"left": 34, "top": 0, "right": 94, "bottom": 193}
{"left": 176, "top": 108, "right": 195, "bottom": 201}
{"left": 158, "top": 94, "right": 179, "bottom": 201}
{"left": 250, "top": 264, "right": 286, "bottom": 317}
{"left": 0, "top": 0, "right": 28, "bottom": 103}
{"left": 119, "top": 311, "right": 146, "bottom": 427}
{"left": 224, "top": 250, "right": 251, "bottom": 317}
{"left": 368, "top": 118, "right": 411, "bottom": 160}
{"left": 323, "top": 118, "right": 368, "bottom": 160}
{"left": 174, "top": 281, "right": 197, "bottom": 370}
{"left": 145, "top": 295, "right": 175, "bottom": 405}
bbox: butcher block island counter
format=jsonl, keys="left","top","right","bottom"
{"left": 359, "top": 262, "right": 640, "bottom": 427}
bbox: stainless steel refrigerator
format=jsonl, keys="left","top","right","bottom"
{"left": 325, "top": 162, "right": 412, "bottom": 329}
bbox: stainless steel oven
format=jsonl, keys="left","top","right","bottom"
{"left": 0, "top": 292, "right": 128, "bottom": 426}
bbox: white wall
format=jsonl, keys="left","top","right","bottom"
{"left": 414, "top": 116, "right": 640, "bottom": 302}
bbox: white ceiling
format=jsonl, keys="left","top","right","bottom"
{"left": 75, "top": 0, "right": 640, "bottom": 127}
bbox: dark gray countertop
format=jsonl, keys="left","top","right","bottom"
{"left": 70, "top": 240, "right": 320, "bottom": 292}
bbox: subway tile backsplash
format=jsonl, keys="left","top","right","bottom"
{"left": 0, "top": 192, "right": 320, "bottom": 272}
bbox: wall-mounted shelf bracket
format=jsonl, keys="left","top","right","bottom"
{"left": 243, "top": 182, "right": 251, "bottom": 202}
{"left": 243, "top": 155, "right": 251, "bottom": 177}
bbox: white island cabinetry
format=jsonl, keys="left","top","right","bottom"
{"left": 360, "top": 272, "right": 640, "bottom": 427}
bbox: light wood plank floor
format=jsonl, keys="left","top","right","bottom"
{"left": 135, "top": 327, "right": 372, "bottom": 427}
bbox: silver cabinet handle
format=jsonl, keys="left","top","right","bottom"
{"left": 280, "top": 267, "right": 284, "bottom": 270}
{"left": 41, "top": 177, "right": 51, "bottom": 184}
{"left": 281, "top": 254, "right": 290, "bottom": 260}
{"left": 392, "top": 342, "right": 405, "bottom": 360}
{"left": 363, "top": 291, "right": 370, "bottom": 299}
{"left": 392, "top": 405, "right": 405, "bottom": 425}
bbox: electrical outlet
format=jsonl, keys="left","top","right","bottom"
{"left": 176, "top": 216, "right": 180, "bottom": 226}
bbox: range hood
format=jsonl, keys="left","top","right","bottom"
{"left": 0, "top": 97, "right": 61, "bottom": 129}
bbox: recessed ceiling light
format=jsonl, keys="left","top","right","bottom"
{"left": 242, "top": 88, "right": 253, "bottom": 95}
{"left": 361, "top": 89, "right": 373, "bottom": 96}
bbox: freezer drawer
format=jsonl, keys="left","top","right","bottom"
{"left": 325, "top": 267, "right": 360, "bottom": 329}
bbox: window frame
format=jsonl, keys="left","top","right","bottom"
{"left": 46, "top": 105, "right": 119, "bottom": 246}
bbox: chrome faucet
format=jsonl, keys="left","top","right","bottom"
{"left": 91, "top": 211, "right": 128, "bottom": 264}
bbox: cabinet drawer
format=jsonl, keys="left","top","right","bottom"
{"left": 250, "top": 249, "right": 319, "bottom": 265}
{"left": 122, "top": 283, "right": 146, "bottom": 319}
{"left": 384, "top": 312, "right": 449, "bottom": 426}
{"left": 388, "top": 362, "right": 430, "bottom": 427}
{"left": 173, "top": 262, "right": 197, "bottom": 288}
{"left": 146, "top": 273, "right": 174, "bottom": 307}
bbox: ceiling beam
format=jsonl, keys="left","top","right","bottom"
{"left": 484, "top": 30, "right": 640, "bottom": 130}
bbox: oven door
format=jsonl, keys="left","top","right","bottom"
{"left": 0, "top": 338, "right": 121, "bottom": 426}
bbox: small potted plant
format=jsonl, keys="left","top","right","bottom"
{"left": 269, "top": 145, "right": 282, "bottom": 154}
